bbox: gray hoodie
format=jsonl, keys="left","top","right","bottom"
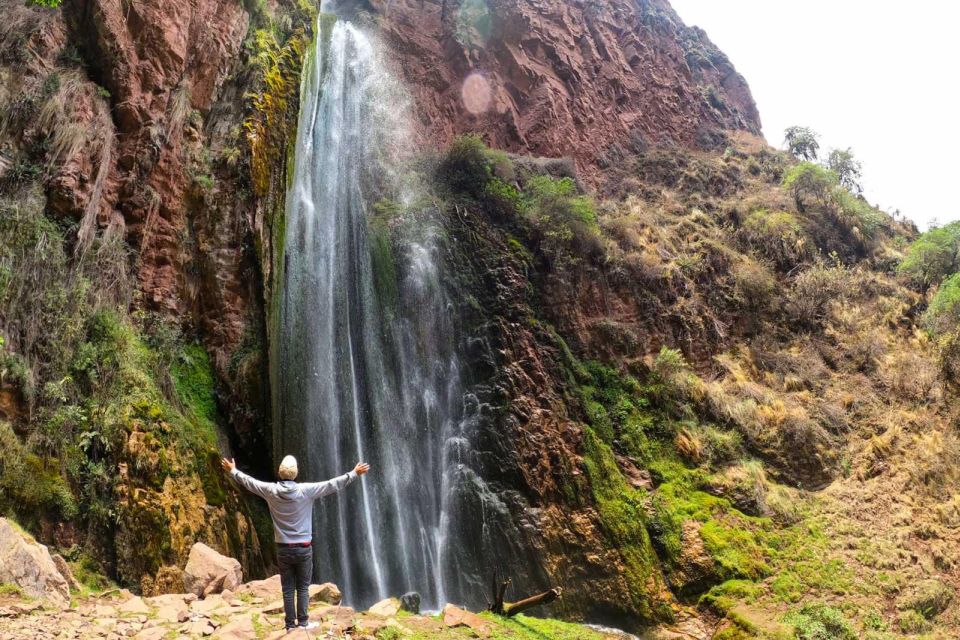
{"left": 230, "top": 468, "right": 358, "bottom": 544}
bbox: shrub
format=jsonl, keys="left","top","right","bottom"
{"left": 739, "top": 209, "right": 807, "bottom": 270}
{"left": 786, "top": 263, "right": 853, "bottom": 329}
{"left": 783, "top": 126, "right": 820, "bottom": 161}
{"left": 831, "top": 188, "right": 884, "bottom": 239}
{"left": 782, "top": 163, "right": 837, "bottom": 212}
{"left": 436, "top": 134, "right": 495, "bottom": 199}
{"left": 897, "top": 221, "right": 960, "bottom": 289}
{"left": 924, "top": 272, "right": 960, "bottom": 335}
{"left": 521, "top": 175, "right": 603, "bottom": 263}
{"left": 733, "top": 260, "right": 776, "bottom": 311}
{"left": 785, "top": 603, "right": 856, "bottom": 640}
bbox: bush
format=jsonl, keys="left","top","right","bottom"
{"left": 521, "top": 175, "right": 603, "bottom": 264}
{"left": 739, "top": 209, "right": 808, "bottom": 270}
{"left": 924, "top": 272, "right": 960, "bottom": 335}
{"left": 782, "top": 163, "right": 837, "bottom": 212}
{"left": 785, "top": 603, "right": 856, "bottom": 640}
{"left": 897, "top": 221, "right": 960, "bottom": 289}
{"left": 436, "top": 134, "right": 496, "bottom": 199}
{"left": 786, "top": 263, "right": 853, "bottom": 329}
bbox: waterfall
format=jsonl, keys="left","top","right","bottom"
{"left": 272, "top": 16, "right": 491, "bottom": 610}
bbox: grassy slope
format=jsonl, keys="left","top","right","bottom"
{"left": 432, "top": 132, "right": 959, "bottom": 638}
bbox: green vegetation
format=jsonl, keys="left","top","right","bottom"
{"left": 785, "top": 603, "right": 856, "bottom": 640}
{"left": 784, "top": 126, "right": 820, "bottom": 161}
{"left": 782, "top": 163, "right": 837, "bottom": 213}
{"left": 897, "top": 221, "right": 960, "bottom": 289}
{"left": 26, "top": 0, "right": 62, "bottom": 7}
{"left": 825, "top": 148, "right": 862, "bottom": 194}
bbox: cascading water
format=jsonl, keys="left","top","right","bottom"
{"left": 271, "top": 14, "right": 504, "bottom": 609}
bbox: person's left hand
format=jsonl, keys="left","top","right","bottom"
{"left": 354, "top": 462, "right": 371, "bottom": 476}
{"left": 221, "top": 458, "right": 236, "bottom": 473}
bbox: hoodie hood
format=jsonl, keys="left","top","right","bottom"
{"left": 276, "top": 480, "right": 301, "bottom": 499}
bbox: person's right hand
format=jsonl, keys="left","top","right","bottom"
{"left": 221, "top": 458, "right": 236, "bottom": 473}
{"left": 354, "top": 462, "right": 371, "bottom": 476}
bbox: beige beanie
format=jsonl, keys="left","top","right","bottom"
{"left": 278, "top": 455, "right": 298, "bottom": 480}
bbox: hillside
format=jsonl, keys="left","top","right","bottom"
{"left": 1, "top": 0, "right": 958, "bottom": 638}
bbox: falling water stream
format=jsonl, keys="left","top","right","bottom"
{"left": 271, "top": 14, "right": 493, "bottom": 610}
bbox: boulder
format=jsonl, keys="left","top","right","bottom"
{"left": 51, "top": 554, "right": 79, "bottom": 592}
{"left": 442, "top": 603, "right": 490, "bottom": 638}
{"left": 183, "top": 543, "right": 242, "bottom": 597}
{"left": 310, "top": 582, "right": 341, "bottom": 605}
{"left": 0, "top": 518, "right": 69, "bottom": 605}
{"left": 399, "top": 591, "right": 421, "bottom": 614}
{"left": 368, "top": 597, "right": 400, "bottom": 617}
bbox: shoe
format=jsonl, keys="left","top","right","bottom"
{"left": 298, "top": 621, "right": 319, "bottom": 630}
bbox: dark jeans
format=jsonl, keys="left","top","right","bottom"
{"left": 277, "top": 544, "right": 313, "bottom": 628}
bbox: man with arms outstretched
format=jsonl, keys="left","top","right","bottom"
{"left": 222, "top": 455, "right": 370, "bottom": 633}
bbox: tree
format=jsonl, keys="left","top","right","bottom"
{"left": 897, "top": 221, "right": 960, "bottom": 289}
{"left": 826, "top": 148, "right": 863, "bottom": 194}
{"left": 782, "top": 162, "right": 837, "bottom": 212}
{"left": 784, "top": 126, "right": 820, "bottom": 161}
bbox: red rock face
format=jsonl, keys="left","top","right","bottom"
{"left": 372, "top": 0, "right": 760, "bottom": 181}
{"left": 63, "top": 0, "right": 249, "bottom": 313}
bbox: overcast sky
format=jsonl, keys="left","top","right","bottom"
{"left": 670, "top": 1, "right": 959, "bottom": 231}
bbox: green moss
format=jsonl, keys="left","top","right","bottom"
{"left": 785, "top": 603, "right": 856, "bottom": 640}
{"left": 700, "top": 579, "right": 763, "bottom": 614}
{"left": 171, "top": 344, "right": 218, "bottom": 426}
{"left": 369, "top": 217, "right": 400, "bottom": 312}
{"left": 771, "top": 571, "right": 805, "bottom": 603}
{"left": 0, "top": 583, "right": 25, "bottom": 597}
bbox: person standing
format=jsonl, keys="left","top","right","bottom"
{"left": 222, "top": 455, "right": 370, "bottom": 632}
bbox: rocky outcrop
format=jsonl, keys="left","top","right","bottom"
{"left": 183, "top": 542, "right": 243, "bottom": 597}
{"left": 368, "top": 0, "right": 760, "bottom": 183}
{"left": 0, "top": 518, "right": 69, "bottom": 605}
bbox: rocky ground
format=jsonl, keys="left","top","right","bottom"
{"left": 0, "top": 581, "right": 652, "bottom": 640}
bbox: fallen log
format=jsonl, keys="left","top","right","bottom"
{"left": 488, "top": 574, "right": 562, "bottom": 617}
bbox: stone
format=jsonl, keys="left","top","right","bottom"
{"left": 213, "top": 615, "right": 257, "bottom": 639}
{"left": 133, "top": 628, "right": 167, "bottom": 640}
{"left": 0, "top": 518, "right": 70, "bottom": 605}
{"left": 260, "top": 600, "right": 284, "bottom": 615}
{"left": 154, "top": 603, "right": 189, "bottom": 623}
{"left": 309, "top": 582, "right": 341, "bottom": 605}
{"left": 190, "top": 593, "right": 227, "bottom": 614}
{"left": 399, "top": 591, "right": 421, "bottom": 614}
{"left": 442, "top": 604, "right": 491, "bottom": 638}
{"left": 117, "top": 597, "right": 150, "bottom": 615}
{"left": 183, "top": 543, "right": 242, "bottom": 597}
{"left": 51, "top": 554, "right": 80, "bottom": 592}
{"left": 368, "top": 597, "right": 400, "bottom": 617}
{"left": 235, "top": 575, "right": 281, "bottom": 600}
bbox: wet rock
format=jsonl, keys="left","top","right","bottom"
{"left": 399, "top": 591, "right": 421, "bottom": 614}
{"left": 666, "top": 521, "right": 721, "bottom": 596}
{"left": 183, "top": 543, "right": 242, "bottom": 597}
{"left": 0, "top": 518, "right": 70, "bottom": 605}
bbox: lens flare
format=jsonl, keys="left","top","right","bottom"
{"left": 461, "top": 73, "right": 492, "bottom": 115}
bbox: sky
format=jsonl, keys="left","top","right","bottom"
{"left": 669, "top": 0, "right": 959, "bottom": 230}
